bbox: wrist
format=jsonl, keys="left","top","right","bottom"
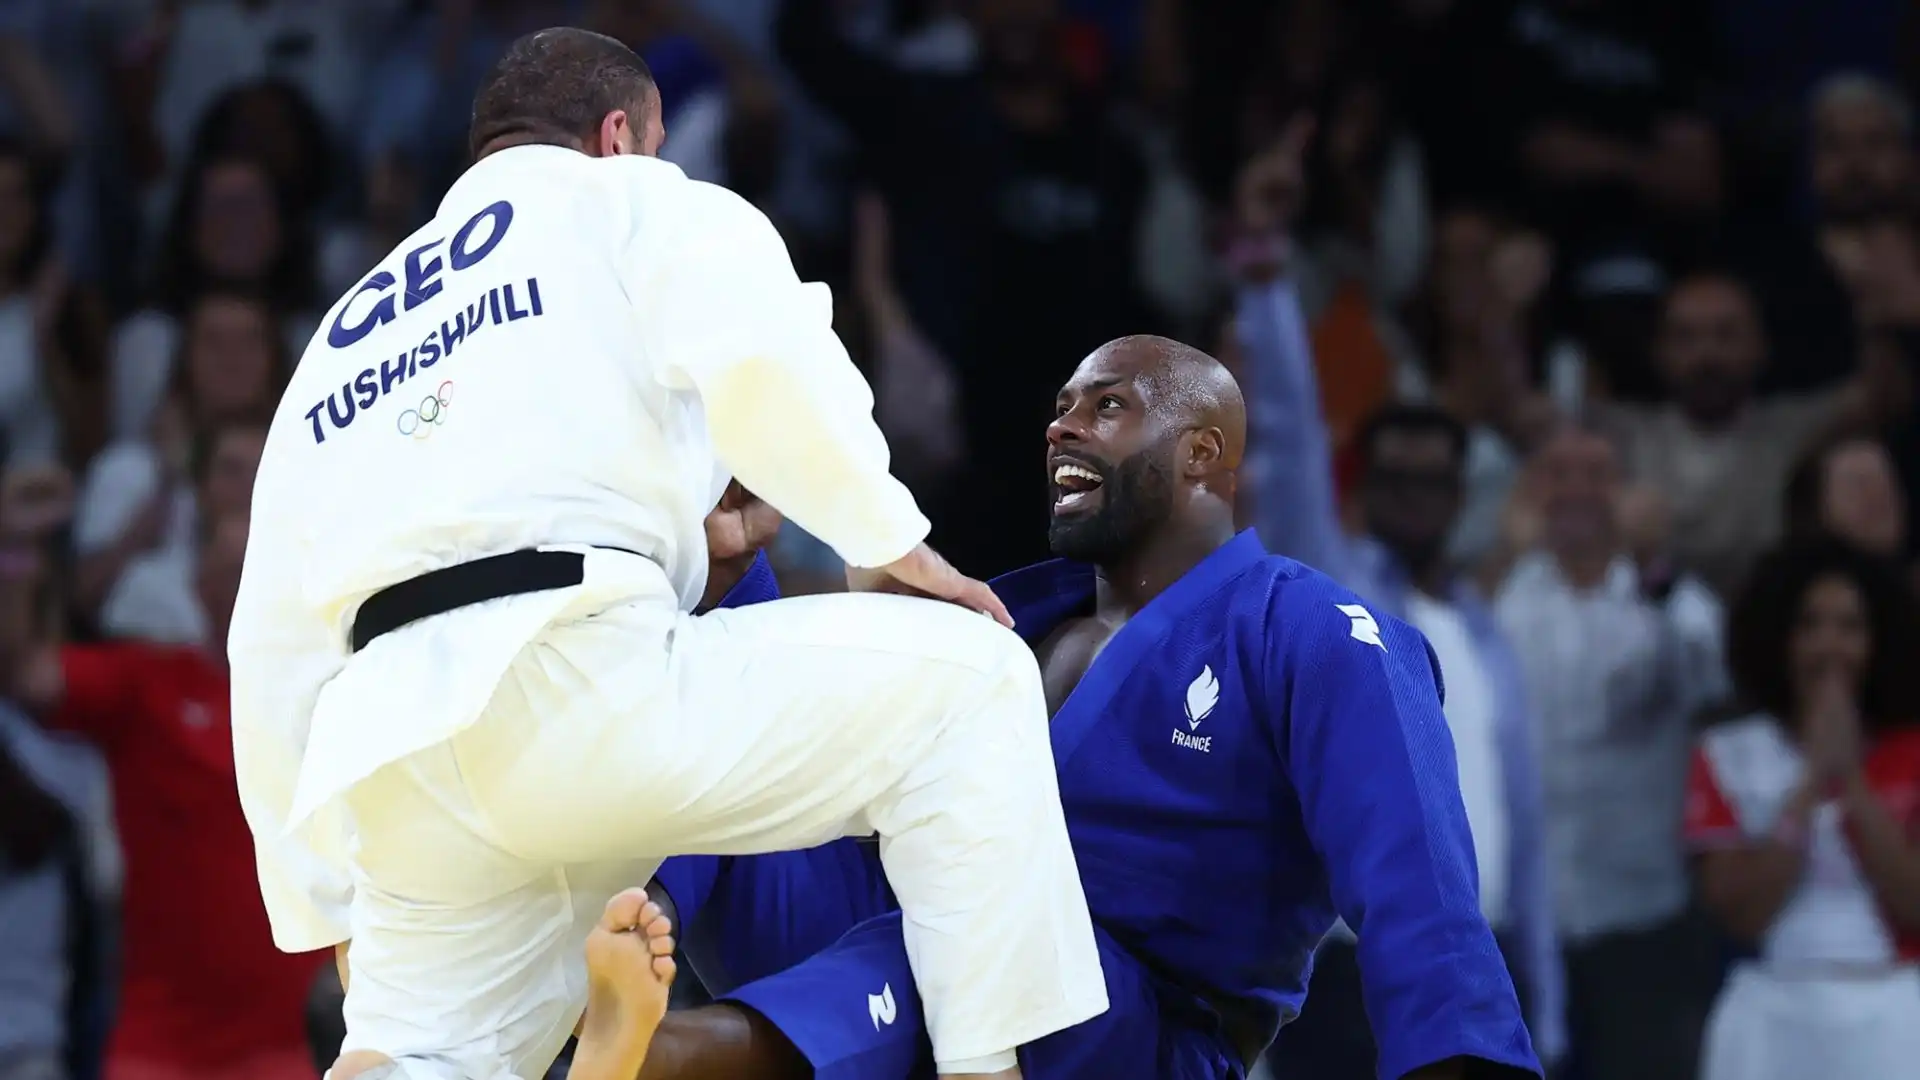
{"left": 1224, "top": 229, "right": 1290, "bottom": 283}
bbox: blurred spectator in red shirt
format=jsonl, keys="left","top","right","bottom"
{"left": 19, "top": 509, "right": 322, "bottom": 1080}
{"left": 1689, "top": 540, "right": 1920, "bottom": 1080}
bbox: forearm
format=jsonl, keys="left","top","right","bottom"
{"left": 654, "top": 184, "right": 928, "bottom": 570}
{"left": 1698, "top": 788, "right": 1816, "bottom": 940}
{"left": 106, "top": 15, "right": 173, "bottom": 183}
{"left": 1840, "top": 771, "right": 1920, "bottom": 931}
{"left": 1710, "top": 848, "right": 1805, "bottom": 940}
{"left": 0, "top": 36, "right": 76, "bottom": 159}
{"left": 1832, "top": 332, "right": 1915, "bottom": 432}
{"left": 701, "top": 354, "right": 927, "bottom": 569}
{"left": 1233, "top": 276, "right": 1353, "bottom": 580}
{"left": 72, "top": 536, "right": 148, "bottom": 617}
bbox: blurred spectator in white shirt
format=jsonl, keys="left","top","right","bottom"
{"left": 1491, "top": 423, "right": 1726, "bottom": 1080}
{"left": 93, "top": 417, "right": 262, "bottom": 647}
{"left": 76, "top": 289, "right": 278, "bottom": 639}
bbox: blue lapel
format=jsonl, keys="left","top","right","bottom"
{"left": 991, "top": 530, "right": 1270, "bottom": 768}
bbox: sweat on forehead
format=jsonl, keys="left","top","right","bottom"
{"left": 1078, "top": 335, "right": 1236, "bottom": 408}
{"left": 1088, "top": 335, "right": 1242, "bottom": 431}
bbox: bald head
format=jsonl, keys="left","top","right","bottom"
{"left": 1085, "top": 334, "right": 1247, "bottom": 469}
{"left": 1046, "top": 335, "right": 1244, "bottom": 564}
{"left": 470, "top": 28, "right": 659, "bottom": 160}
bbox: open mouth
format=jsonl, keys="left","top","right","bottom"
{"left": 1051, "top": 460, "right": 1105, "bottom": 512}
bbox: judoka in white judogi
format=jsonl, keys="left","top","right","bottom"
{"left": 229, "top": 28, "right": 1105, "bottom": 1080}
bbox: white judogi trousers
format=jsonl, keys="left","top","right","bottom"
{"left": 1699, "top": 963, "right": 1920, "bottom": 1080}
{"left": 329, "top": 556, "right": 1107, "bottom": 1079}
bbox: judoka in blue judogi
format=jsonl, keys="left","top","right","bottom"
{"left": 626, "top": 336, "right": 1542, "bottom": 1080}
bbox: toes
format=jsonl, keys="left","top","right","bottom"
{"left": 601, "top": 887, "right": 650, "bottom": 931}
{"left": 639, "top": 903, "right": 676, "bottom": 956}
{"left": 651, "top": 954, "right": 677, "bottom": 984}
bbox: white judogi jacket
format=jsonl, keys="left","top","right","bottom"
{"left": 230, "top": 146, "right": 929, "bottom": 954}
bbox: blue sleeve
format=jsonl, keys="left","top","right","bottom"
{"left": 1234, "top": 280, "right": 1357, "bottom": 586}
{"left": 1275, "top": 597, "right": 1541, "bottom": 1079}
{"left": 717, "top": 551, "right": 781, "bottom": 607}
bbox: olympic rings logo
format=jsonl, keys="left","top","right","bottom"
{"left": 396, "top": 381, "right": 456, "bottom": 439}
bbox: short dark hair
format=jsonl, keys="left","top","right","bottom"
{"left": 1353, "top": 403, "right": 1469, "bottom": 471}
{"left": 469, "top": 27, "right": 657, "bottom": 159}
{"left": 1726, "top": 539, "right": 1920, "bottom": 733}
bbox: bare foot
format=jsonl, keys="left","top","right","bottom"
{"left": 570, "top": 887, "right": 678, "bottom": 1080}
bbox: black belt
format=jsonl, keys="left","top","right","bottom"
{"left": 350, "top": 548, "right": 589, "bottom": 653}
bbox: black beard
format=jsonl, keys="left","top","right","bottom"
{"left": 1047, "top": 449, "right": 1175, "bottom": 563}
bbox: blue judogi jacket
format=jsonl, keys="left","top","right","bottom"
{"left": 1235, "top": 277, "right": 1565, "bottom": 1061}
{"left": 704, "top": 534, "right": 1540, "bottom": 1080}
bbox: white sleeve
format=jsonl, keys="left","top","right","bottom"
{"left": 639, "top": 180, "right": 929, "bottom": 569}
{"left": 227, "top": 453, "right": 355, "bottom": 953}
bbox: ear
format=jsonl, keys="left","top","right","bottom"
{"left": 1185, "top": 427, "right": 1226, "bottom": 478}
{"left": 595, "top": 109, "right": 634, "bottom": 157}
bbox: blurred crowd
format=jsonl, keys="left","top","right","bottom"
{"left": 3, "top": 1, "right": 1920, "bottom": 1080}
